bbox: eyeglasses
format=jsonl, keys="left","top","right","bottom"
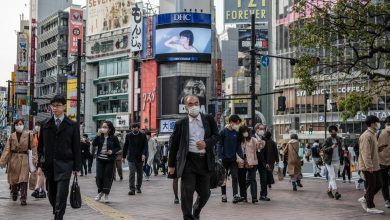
{"left": 51, "top": 104, "right": 64, "bottom": 108}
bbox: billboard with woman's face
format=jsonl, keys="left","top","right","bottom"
{"left": 154, "top": 13, "right": 212, "bottom": 62}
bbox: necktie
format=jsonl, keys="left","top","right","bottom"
{"left": 56, "top": 118, "right": 61, "bottom": 128}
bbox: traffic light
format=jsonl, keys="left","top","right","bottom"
{"left": 278, "top": 96, "right": 286, "bottom": 111}
{"left": 30, "top": 102, "right": 38, "bottom": 116}
{"left": 308, "top": 127, "right": 313, "bottom": 135}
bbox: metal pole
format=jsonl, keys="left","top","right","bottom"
{"left": 324, "top": 92, "right": 328, "bottom": 140}
{"left": 7, "top": 80, "right": 10, "bottom": 125}
{"left": 250, "top": 14, "right": 256, "bottom": 127}
{"left": 76, "top": 39, "right": 82, "bottom": 127}
{"left": 149, "top": 101, "right": 151, "bottom": 130}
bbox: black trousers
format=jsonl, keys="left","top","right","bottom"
{"left": 342, "top": 163, "right": 351, "bottom": 181}
{"left": 363, "top": 170, "right": 383, "bottom": 208}
{"left": 88, "top": 158, "right": 94, "bottom": 173}
{"left": 257, "top": 164, "right": 268, "bottom": 197}
{"left": 238, "top": 167, "right": 257, "bottom": 199}
{"left": 47, "top": 177, "right": 70, "bottom": 220}
{"left": 181, "top": 153, "right": 211, "bottom": 220}
{"left": 81, "top": 157, "right": 88, "bottom": 175}
{"left": 153, "top": 158, "right": 160, "bottom": 175}
{"left": 380, "top": 165, "right": 390, "bottom": 202}
{"left": 96, "top": 159, "right": 115, "bottom": 194}
{"left": 129, "top": 161, "right": 143, "bottom": 191}
{"left": 283, "top": 160, "right": 288, "bottom": 177}
{"left": 221, "top": 160, "right": 239, "bottom": 197}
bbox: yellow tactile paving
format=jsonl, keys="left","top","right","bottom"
{"left": 82, "top": 196, "right": 136, "bottom": 220}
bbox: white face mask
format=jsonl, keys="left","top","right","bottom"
{"left": 35, "top": 126, "right": 40, "bottom": 132}
{"left": 376, "top": 122, "right": 381, "bottom": 130}
{"left": 386, "top": 125, "right": 390, "bottom": 130}
{"left": 101, "top": 128, "right": 108, "bottom": 134}
{"left": 15, "top": 125, "right": 24, "bottom": 133}
{"left": 257, "top": 130, "right": 265, "bottom": 136}
{"left": 243, "top": 132, "right": 249, "bottom": 138}
{"left": 232, "top": 124, "right": 239, "bottom": 131}
{"left": 188, "top": 106, "right": 200, "bottom": 117}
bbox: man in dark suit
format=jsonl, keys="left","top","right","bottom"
{"left": 38, "top": 95, "right": 81, "bottom": 220}
{"left": 168, "top": 95, "right": 220, "bottom": 220}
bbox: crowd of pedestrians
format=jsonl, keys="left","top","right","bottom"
{"left": 0, "top": 94, "right": 389, "bottom": 220}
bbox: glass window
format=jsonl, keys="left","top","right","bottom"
{"left": 110, "top": 81, "right": 121, "bottom": 94}
{"left": 99, "top": 63, "right": 106, "bottom": 77}
{"left": 107, "top": 62, "right": 114, "bottom": 76}
{"left": 121, "top": 60, "right": 129, "bottom": 74}
{"left": 111, "top": 100, "right": 120, "bottom": 113}
{"left": 113, "top": 61, "right": 118, "bottom": 76}
{"left": 121, "top": 80, "right": 128, "bottom": 93}
{"left": 121, "top": 100, "right": 128, "bottom": 112}
{"left": 97, "top": 101, "right": 109, "bottom": 114}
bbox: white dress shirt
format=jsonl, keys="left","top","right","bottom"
{"left": 188, "top": 114, "right": 205, "bottom": 153}
{"left": 54, "top": 114, "right": 65, "bottom": 125}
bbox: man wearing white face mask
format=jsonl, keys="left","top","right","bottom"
{"left": 168, "top": 95, "right": 219, "bottom": 220}
{"left": 378, "top": 116, "right": 390, "bottom": 208}
{"left": 217, "top": 114, "right": 243, "bottom": 204}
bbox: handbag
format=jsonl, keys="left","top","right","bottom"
{"left": 27, "top": 134, "right": 36, "bottom": 173}
{"left": 70, "top": 174, "right": 82, "bottom": 209}
{"left": 210, "top": 159, "right": 226, "bottom": 189}
{"left": 350, "top": 164, "right": 356, "bottom": 173}
{"left": 277, "top": 167, "right": 284, "bottom": 181}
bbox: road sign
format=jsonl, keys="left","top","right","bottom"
{"left": 319, "top": 115, "right": 325, "bottom": 122}
{"left": 261, "top": 55, "right": 269, "bottom": 67}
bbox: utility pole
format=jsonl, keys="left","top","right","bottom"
{"left": 324, "top": 92, "right": 329, "bottom": 140}
{"left": 7, "top": 80, "right": 11, "bottom": 125}
{"left": 76, "top": 39, "right": 82, "bottom": 127}
{"left": 250, "top": 13, "right": 256, "bottom": 127}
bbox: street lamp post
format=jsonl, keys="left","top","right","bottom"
{"left": 76, "top": 39, "right": 82, "bottom": 127}
{"left": 250, "top": 13, "right": 257, "bottom": 127}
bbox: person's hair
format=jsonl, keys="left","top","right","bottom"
{"left": 238, "top": 125, "right": 250, "bottom": 143}
{"left": 264, "top": 131, "right": 272, "bottom": 139}
{"left": 82, "top": 134, "right": 88, "bottom": 139}
{"left": 184, "top": 95, "right": 199, "bottom": 105}
{"left": 50, "top": 95, "right": 66, "bottom": 105}
{"left": 146, "top": 131, "right": 151, "bottom": 136}
{"left": 254, "top": 123, "right": 265, "bottom": 130}
{"left": 228, "top": 114, "right": 241, "bottom": 123}
{"left": 35, "top": 121, "right": 42, "bottom": 126}
{"left": 384, "top": 116, "right": 390, "bottom": 123}
{"left": 290, "top": 133, "right": 298, "bottom": 140}
{"left": 365, "top": 115, "right": 380, "bottom": 127}
{"left": 132, "top": 123, "right": 140, "bottom": 129}
{"left": 179, "top": 30, "right": 194, "bottom": 46}
{"left": 314, "top": 139, "right": 319, "bottom": 143}
{"left": 14, "top": 119, "right": 25, "bottom": 126}
{"left": 102, "top": 120, "right": 115, "bottom": 136}
{"left": 328, "top": 125, "right": 338, "bottom": 133}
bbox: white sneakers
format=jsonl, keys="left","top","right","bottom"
{"left": 95, "top": 192, "right": 103, "bottom": 201}
{"left": 358, "top": 197, "right": 384, "bottom": 214}
{"left": 103, "top": 194, "right": 110, "bottom": 203}
{"left": 95, "top": 192, "right": 110, "bottom": 203}
{"left": 358, "top": 197, "right": 367, "bottom": 210}
{"left": 366, "top": 208, "right": 384, "bottom": 214}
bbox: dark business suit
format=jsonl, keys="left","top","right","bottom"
{"left": 38, "top": 116, "right": 81, "bottom": 220}
{"left": 168, "top": 114, "right": 220, "bottom": 220}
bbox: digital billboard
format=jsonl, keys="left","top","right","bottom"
{"left": 154, "top": 13, "right": 211, "bottom": 62}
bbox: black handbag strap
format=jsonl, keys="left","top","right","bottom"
{"left": 73, "top": 174, "right": 78, "bottom": 185}
{"left": 28, "top": 133, "right": 31, "bottom": 150}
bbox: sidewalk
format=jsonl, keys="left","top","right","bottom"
{"left": 0, "top": 168, "right": 389, "bottom": 220}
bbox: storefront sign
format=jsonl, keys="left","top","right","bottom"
{"left": 160, "top": 119, "right": 176, "bottom": 133}
{"left": 115, "top": 114, "right": 130, "bottom": 129}
{"left": 17, "top": 32, "right": 29, "bottom": 72}
{"left": 224, "top": 0, "right": 268, "bottom": 24}
{"left": 130, "top": 2, "right": 143, "bottom": 52}
{"left": 87, "top": 34, "right": 129, "bottom": 59}
{"left": 66, "top": 77, "right": 77, "bottom": 121}
{"left": 355, "top": 111, "right": 390, "bottom": 121}
{"left": 296, "top": 86, "right": 365, "bottom": 97}
{"left": 142, "top": 88, "right": 155, "bottom": 111}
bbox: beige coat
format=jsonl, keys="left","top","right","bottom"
{"left": 378, "top": 129, "right": 390, "bottom": 166}
{"left": 359, "top": 128, "right": 380, "bottom": 171}
{"left": 238, "top": 137, "right": 261, "bottom": 166}
{"left": 0, "top": 131, "right": 37, "bottom": 185}
{"left": 283, "top": 139, "right": 301, "bottom": 176}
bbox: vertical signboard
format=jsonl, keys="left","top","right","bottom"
{"left": 142, "top": 16, "right": 154, "bottom": 59}
{"left": 140, "top": 61, "right": 157, "bottom": 129}
{"left": 216, "top": 59, "right": 222, "bottom": 98}
{"left": 130, "top": 2, "right": 143, "bottom": 52}
{"left": 69, "top": 8, "right": 84, "bottom": 54}
{"left": 66, "top": 77, "right": 77, "bottom": 121}
{"left": 17, "top": 33, "right": 29, "bottom": 72}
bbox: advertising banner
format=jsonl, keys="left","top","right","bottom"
{"left": 130, "top": 2, "right": 143, "bottom": 52}
{"left": 115, "top": 114, "right": 130, "bottom": 129}
{"left": 17, "top": 33, "right": 29, "bottom": 72}
{"left": 224, "top": 0, "right": 269, "bottom": 24}
{"left": 69, "top": 8, "right": 84, "bottom": 54}
{"left": 155, "top": 13, "right": 211, "bottom": 62}
{"left": 161, "top": 76, "right": 207, "bottom": 115}
{"left": 238, "top": 29, "right": 268, "bottom": 66}
{"left": 87, "top": 0, "right": 131, "bottom": 36}
{"left": 142, "top": 16, "right": 155, "bottom": 59}
{"left": 86, "top": 33, "right": 129, "bottom": 60}
{"left": 160, "top": 119, "right": 176, "bottom": 133}
{"left": 140, "top": 61, "right": 158, "bottom": 129}
{"left": 66, "top": 77, "right": 77, "bottom": 121}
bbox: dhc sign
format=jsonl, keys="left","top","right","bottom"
{"left": 156, "top": 13, "right": 211, "bottom": 26}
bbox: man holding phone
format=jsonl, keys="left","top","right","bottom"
{"left": 378, "top": 116, "right": 390, "bottom": 208}
{"left": 323, "top": 125, "right": 343, "bottom": 200}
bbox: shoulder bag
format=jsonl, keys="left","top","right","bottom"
{"left": 28, "top": 133, "right": 36, "bottom": 173}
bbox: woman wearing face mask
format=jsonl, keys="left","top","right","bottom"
{"left": 237, "top": 126, "right": 263, "bottom": 203}
{"left": 341, "top": 145, "right": 353, "bottom": 183}
{"left": 92, "top": 121, "right": 121, "bottom": 203}
{"left": 0, "top": 119, "right": 37, "bottom": 206}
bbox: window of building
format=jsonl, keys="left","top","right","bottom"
{"left": 234, "top": 107, "right": 247, "bottom": 115}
